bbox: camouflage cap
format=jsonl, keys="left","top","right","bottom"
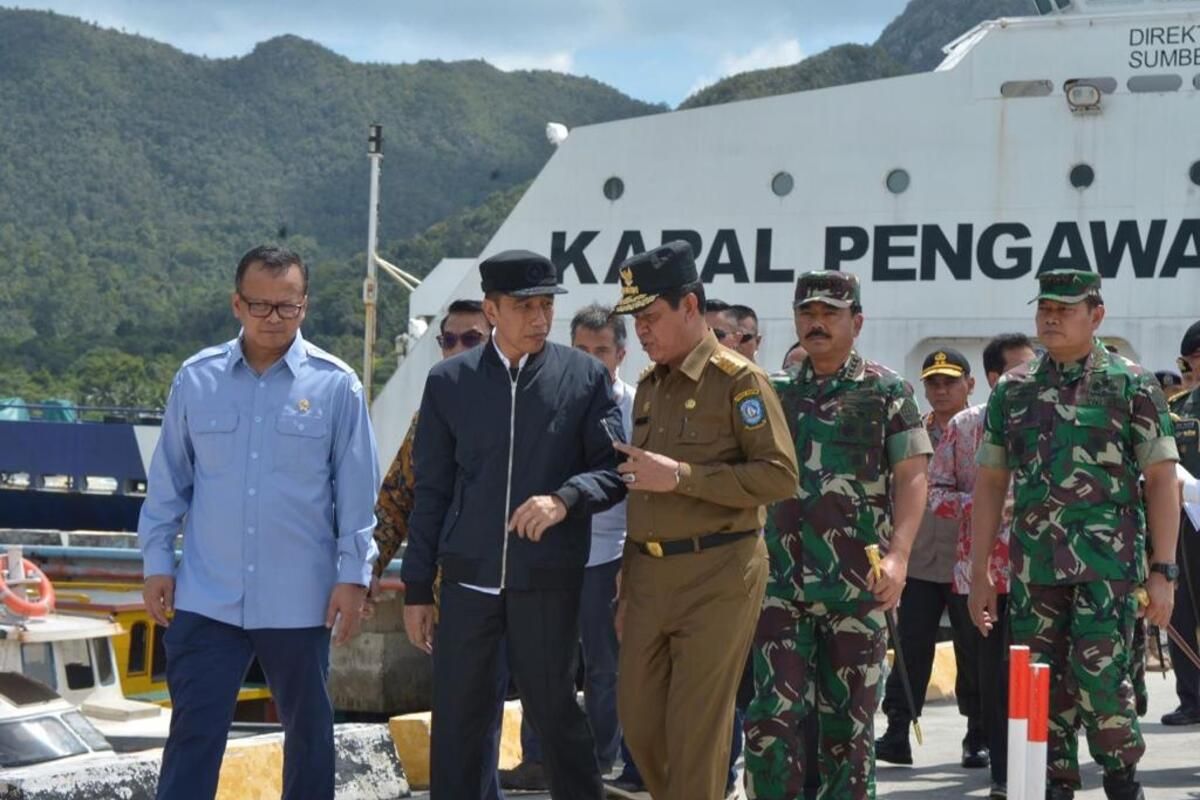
{"left": 1030, "top": 269, "right": 1101, "bottom": 305}
{"left": 793, "top": 270, "right": 861, "bottom": 310}
{"left": 1180, "top": 319, "right": 1200, "bottom": 357}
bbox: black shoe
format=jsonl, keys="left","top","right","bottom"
{"left": 961, "top": 734, "right": 990, "bottom": 769}
{"left": 1161, "top": 705, "right": 1200, "bottom": 726}
{"left": 499, "top": 761, "right": 549, "bottom": 791}
{"left": 605, "top": 776, "right": 649, "bottom": 799}
{"left": 1102, "top": 766, "right": 1145, "bottom": 800}
{"left": 989, "top": 782, "right": 1007, "bottom": 800}
{"left": 878, "top": 724, "right": 912, "bottom": 767}
{"left": 1045, "top": 783, "right": 1075, "bottom": 800}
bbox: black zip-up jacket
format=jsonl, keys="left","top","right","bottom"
{"left": 401, "top": 340, "right": 626, "bottom": 604}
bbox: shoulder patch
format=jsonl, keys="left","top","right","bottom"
{"left": 305, "top": 344, "right": 356, "bottom": 374}
{"left": 735, "top": 388, "right": 767, "bottom": 430}
{"left": 711, "top": 349, "right": 749, "bottom": 376}
{"left": 180, "top": 341, "right": 233, "bottom": 369}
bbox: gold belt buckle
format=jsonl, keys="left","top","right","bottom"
{"left": 645, "top": 541, "right": 664, "bottom": 558}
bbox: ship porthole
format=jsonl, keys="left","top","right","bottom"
{"left": 1190, "top": 161, "right": 1200, "bottom": 187}
{"left": 771, "top": 171, "right": 794, "bottom": 197}
{"left": 885, "top": 169, "right": 910, "bottom": 194}
{"left": 1069, "top": 163, "right": 1095, "bottom": 189}
{"left": 602, "top": 177, "right": 624, "bottom": 201}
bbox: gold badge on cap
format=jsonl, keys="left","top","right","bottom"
{"left": 298, "top": 399, "right": 311, "bottom": 413}
{"left": 685, "top": 398, "right": 697, "bottom": 410}
{"left": 934, "top": 352, "right": 948, "bottom": 365}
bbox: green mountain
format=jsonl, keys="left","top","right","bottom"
{"left": 679, "top": 0, "right": 1036, "bottom": 109}
{"left": 877, "top": 0, "right": 1033, "bottom": 72}
{"left": 679, "top": 44, "right": 907, "bottom": 111}
{"left": 0, "top": 8, "right": 659, "bottom": 404}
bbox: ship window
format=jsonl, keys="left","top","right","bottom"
{"left": 771, "top": 171, "right": 794, "bottom": 197}
{"left": 60, "top": 639, "right": 95, "bottom": 691}
{"left": 1065, "top": 77, "right": 1117, "bottom": 95}
{"left": 18, "top": 645, "right": 56, "bottom": 692}
{"left": 151, "top": 624, "right": 168, "bottom": 682}
{"left": 1055, "top": 0, "right": 1072, "bottom": 9}
{"left": 1195, "top": 74, "right": 1200, "bottom": 90}
{"left": 1190, "top": 161, "right": 1200, "bottom": 186}
{"left": 91, "top": 638, "right": 115, "bottom": 686}
{"left": 127, "top": 621, "right": 148, "bottom": 675}
{"left": 1001, "top": 80, "right": 1053, "bottom": 98}
{"left": 1128, "top": 74, "right": 1183, "bottom": 93}
{"left": 602, "top": 177, "right": 624, "bottom": 201}
{"left": 1070, "top": 163, "right": 1095, "bottom": 189}
{"left": 886, "top": 169, "right": 910, "bottom": 195}
{"left": 1034, "top": 0, "right": 1052, "bottom": 13}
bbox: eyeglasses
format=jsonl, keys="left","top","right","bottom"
{"left": 437, "top": 330, "right": 487, "bottom": 350}
{"left": 239, "top": 294, "right": 305, "bottom": 320}
{"left": 714, "top": 329, "right": 758, "bottom": 345}
{"left": 1178, "top": 356, "right": 1196, "bottom": 375}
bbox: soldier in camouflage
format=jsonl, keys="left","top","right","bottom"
{"left": 969, "top": 270, "right": 1180, "bottom": 800}
{"left": 745, "top": 271, "right": 932, "bottom": 800}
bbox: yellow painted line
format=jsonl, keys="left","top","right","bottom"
{"left": 886, "top": 640, "right": 959, "bottom": 703}
{"left": 389, "top": 699, "right": 525, "bottom": 789}
{"left": 215, "top": 736, "right": 284, "bottom": 800}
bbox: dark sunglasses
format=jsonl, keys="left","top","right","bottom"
{"left": 714, "top": 329, "right": 757, "bottom": 345}
{"left": 437, "top": 330, "right": 487, "bottom": 350}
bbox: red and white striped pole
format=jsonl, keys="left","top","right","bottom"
{"left": 1025, "top": 663, "right": 1051, "bottom": 800}
{"left": 1007, "top": 645, "right": 1031, "bottom": 800}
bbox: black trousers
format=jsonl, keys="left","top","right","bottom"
{"left": 432, "top": 583, "right": 601, "bottom": 800}
{"left": 973, "top": 594, "right": 1010, "bottom": 784}
{"left": 1170, "top": 530, "right": 1200, "bottom": 712}
{"left": 881, "top": 579, "right": 981, "bottom": 735}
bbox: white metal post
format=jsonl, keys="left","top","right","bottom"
{"left": 363, "top": 123, "right": 383, "bottom": 403}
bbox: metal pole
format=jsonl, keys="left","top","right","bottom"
{"left": 363, "top": 123, "right": 384, "bottom": 403}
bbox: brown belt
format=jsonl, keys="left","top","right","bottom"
{"left": 635, "top": 531, "right": 756, "bottom": 558}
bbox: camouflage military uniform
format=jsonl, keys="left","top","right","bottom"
{"left": 373, "top": 412, "right": 418, "bottom": 579}
{"left": 977, "top": 339, "right": 1177, "bottom": 789}
{"left": 745, "top": 350, "right": 932, "bottom": 800}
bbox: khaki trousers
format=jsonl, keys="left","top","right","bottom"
{"left": 618, "top": 535, "right": 768, "bottom": 800}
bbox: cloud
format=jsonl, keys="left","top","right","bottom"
{"left": 487, "top": 50, "right": 576, "bottom": 74}
{"left": 7, "top": 0, "right": 910, "bottom": 104}
{"left": 688, "top": 39, "right": 805, "bottom": 97}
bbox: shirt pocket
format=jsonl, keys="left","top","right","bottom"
{"left": 1075, "top": 404, "right": 1127, "bottom": 469}
{"left": 189, "top": 411, "right": 239, "bottom": 473}
{"left": 273, "top": 412, "right": 330, "bottom": 474}
{"left": 830, "top": 413, "right": 884, "bottom": 482}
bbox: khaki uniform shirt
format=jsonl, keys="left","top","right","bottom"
{"left": 626, "top": 331, "right": 799, "bottom": 544}
{"left": 908, "top": 414, "right": 961, "bottom": 584}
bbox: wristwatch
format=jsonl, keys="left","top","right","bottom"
{"left": 1150, "top": 562, "right": 1180, "bottom": 582}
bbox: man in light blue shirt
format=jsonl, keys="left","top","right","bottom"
{"left": 138, "top": 245, "right": 380, "bottom": 800}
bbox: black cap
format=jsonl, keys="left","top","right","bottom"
{"left": 921, "top": 347, "right": 971, "bottom": 380}
{"left": 479, "top": 250, "right": 566, "bottom": 297}
{"left": 1181, "top": 320, "right": 1200, "bottom": 357}
{"left": 1155, "top": 370, "right": 1184, "bottom": 390}
{"left": 612, "top": 241, "right": 698, "bottom": 315}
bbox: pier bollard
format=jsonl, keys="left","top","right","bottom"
{"left": 1025, "top": 663, "right": 1051, "bottom": 800}
{"left": 1007, "top": 645, "right": 1031, "bottom": 800}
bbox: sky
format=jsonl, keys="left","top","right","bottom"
{"left": 9, "top": 0, "right": 911, "bottom": 105}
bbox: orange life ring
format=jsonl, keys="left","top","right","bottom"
{"left": 0, "top": 556, "right": 55, "bottom": 617}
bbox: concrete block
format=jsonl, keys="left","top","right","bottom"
{"left": 0, "top": 724, "right": 408, "bottom": 800}
{"left": 329, "top": 591, "right": 433, "bottom": 715}
{"left": 390, "top": 699, "right": 525, "bottom": 789}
